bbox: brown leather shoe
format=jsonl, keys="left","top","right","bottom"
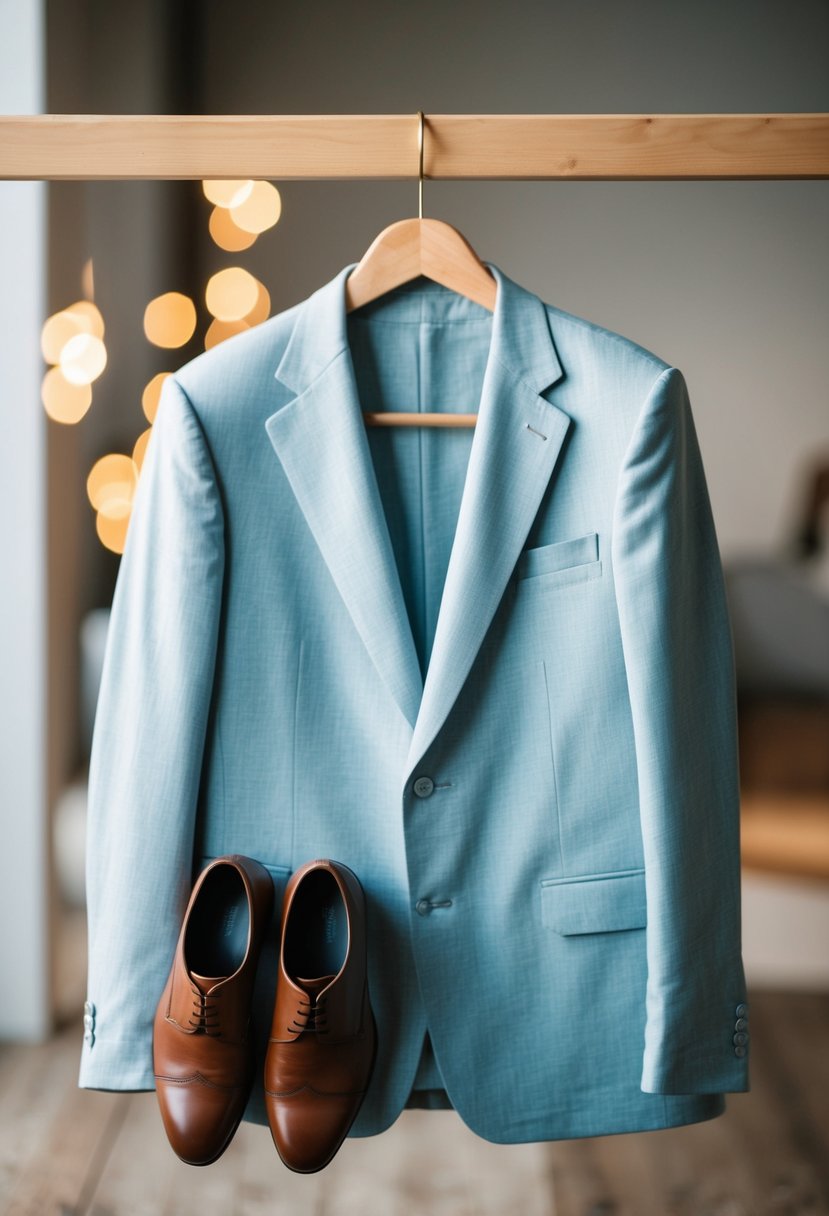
{"left": 152, "top": 854, "right": 274, "bottom": 1166}
{"left": 263, "top": 859, "right": 377, "bottom": 1173}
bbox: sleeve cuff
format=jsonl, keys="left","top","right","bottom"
{"left": 78, "top": 1033, "right": 156, "bottom": 1092}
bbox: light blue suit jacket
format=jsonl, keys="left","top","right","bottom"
{"left": 78, "top": 259, "right": 750, "bottom": 1143}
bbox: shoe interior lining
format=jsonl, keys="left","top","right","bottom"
{"left": 184, "top": 865, "right": 250, "bottom": 977}
{"left": 284, "top": 870, "right": 348, "bottom": 980}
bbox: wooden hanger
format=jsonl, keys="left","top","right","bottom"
{"left": 344, "top": 111, "right": 497, "bottom": 428}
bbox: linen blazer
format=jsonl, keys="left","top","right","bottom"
{"left": 78, "top": 259, "right": 750, "bottom": 1143}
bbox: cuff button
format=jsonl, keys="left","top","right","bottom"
{"left": 734, "top": 1043, "right": 747, "bottom": 1057}
{"left": 735, "top": 1002, "right": 748, "bottom": 1018}
{"left": 83, "top": 1028, "right": 95, "bottom": 1045}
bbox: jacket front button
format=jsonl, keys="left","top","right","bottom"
{"left": 415, "top": 899, "right": 432, "bottom": 916}
{"left": 413, "top": 776, "right": 435, "bottom": 798}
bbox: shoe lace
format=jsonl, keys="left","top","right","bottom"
{"left": 289, "top": 993, "right": 329, "bottom": 1035}
{"left": 188, "top": 982, "right": 222, "bottom": 1036}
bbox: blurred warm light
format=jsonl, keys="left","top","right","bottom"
{"left": 204, "top": 318, "right": 250, "bottom": 349}
{"left": 96, "top": 509, "right": 130, "bottom": 554}
{"left": 144, "top": 291, "right": 197, "bottom": 348}
{"left": 202, "top": 180, "right": 254, "bottom": 209}
{"left": 142, "top": 372, "right": 170, "bottom": 423}
{"left": 202, "top": 276, "right": 270, "bottom": 346}
{"left": 81, "top": 257, "right": 95, "bottom": 300}
{"left": 41, "top": 366, "right": 93, "bottom": 424}
{"left": 59, "top": 332, "right": 108, "bottom": 386}
{"left": 208, "top": 205, "right": 258, "bottom": 252}
{"left": 244, "top": 279, "right": 271, "bottom": 327}
{"left": 229, "top": 181, "right": 281, "bottom": 234}
{"left": 87, "top": 454, "right": 139, "bottom": 516}
{"left": 70, "top": 300, "right": 105, "bottom": 339}
{"left": 41, "top": 308, "right": 94, "bottom": 364}
{"left": 132, "top": 426, "right": 153, "bottom": 469}
{"left": 205, "top": 267, "right": 259, "bottom": 322}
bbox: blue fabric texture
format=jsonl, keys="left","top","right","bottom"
{"left": 78, "top": 260, "right": 749, "bottom": 1143}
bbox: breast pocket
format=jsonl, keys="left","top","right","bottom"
{"left": 514, "top": 531, "right": 602, "bottom": 592}
{"left": 540, "top": 868, "right": 647, "bottom": 935}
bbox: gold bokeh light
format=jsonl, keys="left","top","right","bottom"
{"left": 204, "top": 318, "right": 250, "bottom": 350}
{"left": 229, "top": 181, "right": 281, "bottom": 234}
{"left": 70, "top": 300, "right": 105, "bottom": 340}
{"left": 142, "top": 372, "right": 170, "bottom": 423}
{"left": 205, "top": 267, "right": 259, "bottom": 322}
{"left": 96, "top": 509, "right": 130, "bottom": 555}
{"left": 59, "top": 332, "right": 108, "bottom": 386}
{"left": 41, "top": 366, "right": 93, "bottom": 424}
{"left": 81, "top": 258, "right": 95, "bottom": 301}
{"left": 41, "top": 306, "right": 99, "bottom": 364}
{"left": 143, "top": 292, "right": 197, "bottom": 348}
{"left": 87, "top": 453, "right": 139, "bottom": 516}
{"left": 245, "top": 279, "right": 271, "bottom": 327}
{"left": 202, "top": 180, "right": 254, "bottom": 209}
{"left": 72, "top": 182, "right": 284, "bottom": 549}
{"left": 208, "top": 206, "right": 258, "bottom": 252}
{"left": 132, "top": 426, "right": 153, "bottom": 469}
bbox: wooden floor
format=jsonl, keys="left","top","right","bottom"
{"left": 1, "top": 989, "right": 827, "bottom": 1216}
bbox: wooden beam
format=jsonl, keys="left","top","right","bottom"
{"left": 0, "top": 113, "right": 827, "bottom": 181}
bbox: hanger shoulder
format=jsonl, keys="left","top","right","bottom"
{"left": 345, "top": 218, "right": 496, "bottom": 312}
{"left": 345, "top": 215, "right": 494, "bottom": 426}
{"left": 419, "top": 220, "right": 497, "bottom": 309}
{"left": 345, "top": 219, "right": 423, "bottom": 310}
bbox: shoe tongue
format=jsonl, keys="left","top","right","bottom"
{"left": 296, "top": 974, "right": 336, "bottom": 997}
{"left": 190, "top": 971, "right": 227, "bottom": 994}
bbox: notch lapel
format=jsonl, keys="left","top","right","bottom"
{"left": 264, "top": 261, "right": 572, "bottom": 780}
{"left": 264, "top": 265, "right": 424, "bottom": 732}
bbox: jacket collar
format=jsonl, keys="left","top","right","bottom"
{"left": 266, "top": 260, "right": 571, "bottom": 787}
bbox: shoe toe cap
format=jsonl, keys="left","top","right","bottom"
{"left": 155, "top": 1075, "right": 245, "bottom": 1165}
{"left": 266, "top": 1088, "right": 361, "bottom": 1173}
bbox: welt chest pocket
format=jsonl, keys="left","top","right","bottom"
{"left": 540, "top": 868, "right": 647, "bottom": 935}
{"left": 514, "top": 530, "right": 602, "bottom": 591}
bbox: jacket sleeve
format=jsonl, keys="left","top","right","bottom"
{"left": 78, "top": 375, "right": 224, "bottom": 1091}
{"left": 611, "top": 366, "right": 750, "bottom": 1095}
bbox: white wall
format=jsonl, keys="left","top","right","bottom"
{"left": 0, "top": 0, "right": 49, "bottom": 1038}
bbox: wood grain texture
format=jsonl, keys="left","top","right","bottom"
{"left": 0, "top": 114, "right": 827, "bottom": 180}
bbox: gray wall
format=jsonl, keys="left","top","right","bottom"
{"left": 62, "top": 1, "right": 829, "bottom": 599}
{"left": 196, "top": 0, "right": 829, "bottom": 556}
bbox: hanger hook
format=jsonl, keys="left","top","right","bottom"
{"left": 416, "top": 110, "right": 424, "bottom": 220}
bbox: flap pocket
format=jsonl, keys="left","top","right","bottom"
{"left": 516, "top": 531, "right": 599, "bottom": 581}
{"left": 540, "top": 868, "right": 647, "bottom": 935}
